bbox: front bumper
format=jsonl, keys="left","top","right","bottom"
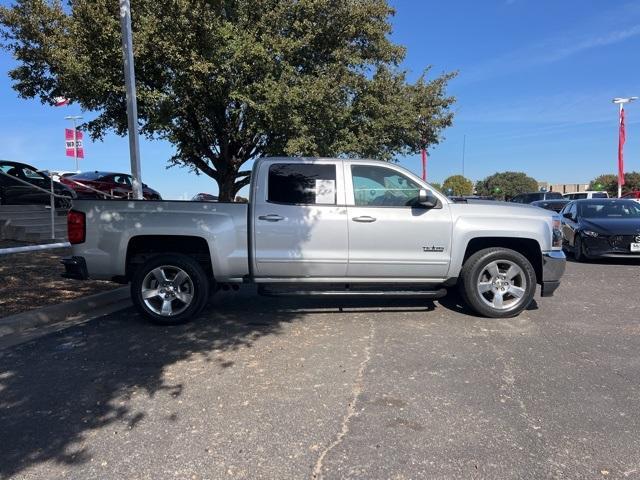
{"left": 582, "top": 235, "right": 640, "bottom": 258}
{"left": 541, "top": 250, "right": 566, "bottom": 297}
{"left": 61, "top": 256, "right": 89, "bottom": 280}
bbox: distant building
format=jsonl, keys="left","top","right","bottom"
{"left": 538, "top": 182, "right": 590, "bottom": 194}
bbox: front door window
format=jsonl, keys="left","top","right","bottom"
{"left": 351, "top": 165, "right": 420, "bottom": 207}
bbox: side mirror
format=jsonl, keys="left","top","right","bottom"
{"left": 417, "top": 188, "right": 438, "bottom": 208}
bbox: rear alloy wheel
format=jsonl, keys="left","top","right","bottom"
{"left": 131, "top": 254, "right": 210, "bottom": 325}
{"left": 459, "top": 247, "right": 536, "bottom": 318}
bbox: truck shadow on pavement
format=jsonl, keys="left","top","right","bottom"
{"left": 0, "top": 290, "right": 302, "bottom": 478}
{"left": 0, "top": 287, "right": 469, "bottom": 478}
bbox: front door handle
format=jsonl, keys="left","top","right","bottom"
{"left": 258, "top": 214, "right": 285, "bottom": 222}
{"left": 352, "top": 216, "right": 377, "bottom": 223}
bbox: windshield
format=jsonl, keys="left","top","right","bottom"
{"left": 0, "top": 163, "right": 48, "bottom": 182}
{"left": 579, "top": 201, "right": 640, "bottom": 219}
{"left": 545, "top": 192, "right": 563, "bottom": 199}
{"left": 71, "top": 171, "right": 103, "bottom": 180}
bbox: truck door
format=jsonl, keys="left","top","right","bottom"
{"left": 345, "top": 163, "right": 452, "bottom": 279}
{"left": 252, "top": 160, "right": 348, "bottom": 277}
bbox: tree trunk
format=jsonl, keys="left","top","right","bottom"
{"left": 216, "top": 169, "right": 238, "bottom": 202}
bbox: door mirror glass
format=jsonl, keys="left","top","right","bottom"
{"left": 418, "top": 189, "right": 438, "bottom": 208}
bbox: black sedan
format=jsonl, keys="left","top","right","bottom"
{"left": 560, "top": 199, "right": 640, "bottom": 261}
{"left": 0, "top": 160, "right": 76, "bottom": 208}
{"left": 531, "top": 199, "right": 570, "bottom": 213}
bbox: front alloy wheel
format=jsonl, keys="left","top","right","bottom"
{"left": 476, "top": 260, "right": 527, "bottom": 311}
{"left": 459, "top": 247, "right": 536, "bottom": 318}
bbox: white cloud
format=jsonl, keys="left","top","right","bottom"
{"left": 460, "top": 4, "right": 640, "bottom": 84}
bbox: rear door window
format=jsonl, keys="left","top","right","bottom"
{"left": 268, "top": 163, "right": 337, "bottom": 205}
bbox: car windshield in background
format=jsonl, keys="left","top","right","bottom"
{"left": 547, "top": 192, "right": 563, "bottom": 199}
{"left": 579, "top": 201, "right": 640, "bottom": 218}
{"left": 70, "top": 171, "right": 104, "bottom": 180}
{"left": 0, "top": 163, "right": 47, "bottom": 181}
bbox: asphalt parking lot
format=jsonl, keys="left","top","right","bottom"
{"left": 1, "top": 258, "right": 640, "bottom": 479}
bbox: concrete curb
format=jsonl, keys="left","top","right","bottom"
{"left": 0, "top": 287, "right": 132, "bottom": 347}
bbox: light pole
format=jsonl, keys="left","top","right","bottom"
{"left": 65, "top": 115, "right": 83, "bottom": 172}
{"left": 612, "top": 97, "right": 637, "bottom": 198}
{"left": 119, "top": 0, "right": 143, "bottom": 199}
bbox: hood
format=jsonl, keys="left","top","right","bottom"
{"left": 449, "top": 200, "right": 554, "bottom": 220}
{"left": 581, "top": 218, "right": 640, "bottom": 235}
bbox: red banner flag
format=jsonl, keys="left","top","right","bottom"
{"left": 618, "top": 107, "right": 626, "bottom": 186}
{"left": 65, "top": 128, "right": 84, "bottom": 159}
{"left": 54, "top": 97, "right": 69, "bottom": 107}
{"left": 421, "top": 148, "right": 428, "bottom": 181}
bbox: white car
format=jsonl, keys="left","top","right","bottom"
{"left": 563, "top": 191, "right": 609, "bottom": 200}
{"left": 38, "top": 170, "right": 78, "bottom": 182}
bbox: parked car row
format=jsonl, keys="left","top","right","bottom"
{"left": 61, "top": 171, "right": 162, "bottom": 200}
{"left": 0, "top": 160, "right": 162, "bottom": 207}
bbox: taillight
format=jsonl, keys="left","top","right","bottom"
{"left": 68, "top": 210, "right": 86, "bottom": 244}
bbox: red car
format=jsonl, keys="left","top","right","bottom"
{"left": 61, "top": 171, "right": 162, "bottom": 200}
{"left": 621, "top": 191, "right": 640, "bottom": 202}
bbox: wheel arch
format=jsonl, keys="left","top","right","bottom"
{"left": 125, "top": 235, "right": 213, "bottom": 281}
{"left": 462, "top": 237, "right": 543, "bottom": 285}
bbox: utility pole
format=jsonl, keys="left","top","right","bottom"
{"left": 119, "top": 0, "right": 143, "bottom": 199}
{"left": 612, "top": 97, "right": 637, "bottom": 198}
{"left": 65, "top": 115, "right": 82, "bottom": 172}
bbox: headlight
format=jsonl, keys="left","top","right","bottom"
{"left": 552, "top": 216, "right": 562, "bottom": 249}
{"left": 583, "top": 230, "right": 599, "bottom": 238}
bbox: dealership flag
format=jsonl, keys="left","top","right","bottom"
{"left": 65, "top": 128, "right": 84, "bottom": 158}
{"left": 54, "top": 96, "right": 69, "bottom": 107}
{"left": 618, "top": 107, "right": 626, "bottom": 186}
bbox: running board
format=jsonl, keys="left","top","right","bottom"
{"left": 258, "top": 286, "right": 447, "bottom": 299}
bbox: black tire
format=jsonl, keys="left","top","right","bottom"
{"left": 574, "top": 235, "right": 586, "bottom": 262}
{"left": 459, "top": 247, "right": 537, "bottom": 318}
{"left": 131, "top": 254, "right": 210, "bottom": 325}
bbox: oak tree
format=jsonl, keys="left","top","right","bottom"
{"left": 1, "top": 0, "right": 456, "bottom": 200}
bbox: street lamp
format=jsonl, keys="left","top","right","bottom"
{"left": 65, "top": 115, "right": 83, "bottom": 172}
{"left": 119, "top": 0, "right": 143, "bottom": 199}
{"left": 612, "top": 97, "right": 638, "bottom": 198}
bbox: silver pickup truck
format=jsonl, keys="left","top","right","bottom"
{"left": 62, "top": 157, "right": 566, "bottom": 324}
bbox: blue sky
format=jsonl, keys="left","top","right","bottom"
{"left": 1, "top": 0, "right": 639, "bottom": 198}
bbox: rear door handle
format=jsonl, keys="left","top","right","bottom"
{"left": 258, "top": 214, "right": 285, "bottom": 222}
{"left": 352, "top": 216, "right": 376, "bottom": 223}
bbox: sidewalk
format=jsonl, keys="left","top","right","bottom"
{"left": 0, "top": 242, "right": 118, "bottom": 317}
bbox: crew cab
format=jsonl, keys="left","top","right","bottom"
{"left": 62, "top": 157, "right": 566, "bottom": 324}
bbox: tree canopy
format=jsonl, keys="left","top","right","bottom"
{"left": 475, "top": 171, "right": 539, "bottom": 199}
{"left": 0, "top": 0, "right": 456, "bottom": 200}
{"left": 442, "top": 175, "right": 473, "bottom": 196}
{"left": 589, "top": 172, "right": 640, "bottom": 197}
